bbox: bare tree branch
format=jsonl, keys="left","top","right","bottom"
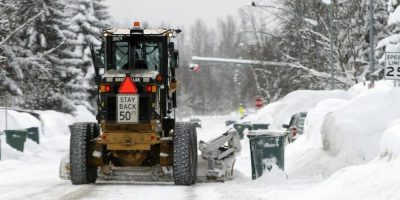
{"left": 38, "top": 40, "right": 66, "bottom": 59}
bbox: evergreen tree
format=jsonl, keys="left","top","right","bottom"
{"left": 0, "top": 0, "right": 111, "bottom": 113}
{"left": 0, "top": 0, "right": 47, "bottom": 107}
{"left": 18, "top": 0, "right": 78, "bottom": 111}
{"left": 376, "top": 0, "right": 400, "bottom": 68}
{"left": 66, "top": 0, "right": 110, "bottom": 112}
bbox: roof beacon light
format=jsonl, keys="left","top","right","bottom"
{"left": 131, "top": 21, "right": 144, "bottom": 34}
{"left": 133, "top": 21, "right": 141, "bottom": 28}
{"left": 118, "top": 77, "right": 138, "bottom": 94}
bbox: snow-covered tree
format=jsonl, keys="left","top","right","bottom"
{"left": 376, "top": 0, "right": 400, "bottom": 68}
{"left": 0, "top": 0, "right": 111, "bottom": 113}
{"left": 0, "top": 0, "right": 48, "bottom": 107}
{"left": 17, "top": 0, "right": 78, "bottom": 111}
{"left": 66, "top": 0, "right": 109, "bottom": 112}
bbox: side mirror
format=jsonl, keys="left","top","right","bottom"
{"left": 90, "top": 44, "right": 105, "bottom": 78}
{"left": 282, "top": 124, "right": 289, "bottom": 129}
{"left": 173, "top": 51, "right": 179, "bottom": 68}
{"left": 168, "top": 42, "right": 175, "bottom": 53}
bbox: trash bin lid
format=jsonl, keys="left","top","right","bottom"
{"left": 247, "top": 130, "right": 285, "bottom": 137}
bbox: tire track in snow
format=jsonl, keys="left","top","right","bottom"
{"left": 21, "top": 183, "right": 66, "bottom": 199}
{"left": 56, "top": 185, "right": 94, "bottom": 200}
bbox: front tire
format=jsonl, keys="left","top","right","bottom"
{"left": 70, "top": 122, "right": 98, "bottom": 185}
{"left": 173, "top": 122, "right": 198, "bottom": 185}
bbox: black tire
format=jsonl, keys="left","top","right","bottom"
{"left": 173, "top": 122, "right": 198, "bottom": 185}
{"left": 70, "top": 122, "right": 98, "bottom": 185}
{"left": 190, "top": 124, "right": 198, "bottom": 184}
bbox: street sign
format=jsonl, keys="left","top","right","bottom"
{"left": 117, "top": 94, "right": 139, "bottom": 123}
{"left": 384, "top": 52, "right": 400, "bottom": 80}
{"left": 189, "top": 63, "right": 200, "bottom": 72}
{"left": 255, "top": 96, "right": 264, "bottom": 110}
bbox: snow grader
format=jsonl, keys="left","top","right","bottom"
{"left": 59, "top": 22, "right": 241, "bottom": 185}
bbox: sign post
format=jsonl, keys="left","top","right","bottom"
{"left": 384, "top": 52, "right": 400, "bottom": 82}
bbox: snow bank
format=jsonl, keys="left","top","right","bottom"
{"left": 243, "top": 90, "right": 352, "bottom": 129}
{"left": 321, "top": 87, "right": 400, "bottom": 163}
{"left": 72, "top": 105, "right": 96, "bottom": 123}
{"left": 0, "top": 109, "right": 40, "bottom": 132}
{"left": 0, "top": 110, "right": 74, "bottom": 160}
{"left": 284, "top": 82, "right": 400, "bottom": 178}
{"left": 36, "top": 110, "right": 74, "bottom": 138}
{"left": 304, "top": 159, "right": 400, "bottom": 200}
{"left": 347, "top": 80, "right": 394, "bottom": 96}
{"left": 380, "top": 118, "right": 400, "bottom": 159}
{"left": 0, "top": 107, "right": 95, "bottom": 161}
{"left": 285, "top": 98, "right": 349, "bottom": 177}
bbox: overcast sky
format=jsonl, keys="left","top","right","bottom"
{"left": 104, "top": 0, "right": 251, "bottom": 29}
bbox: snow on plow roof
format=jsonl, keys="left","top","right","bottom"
{"left": 104, "top": 28, "right": 170, "bottom": 35}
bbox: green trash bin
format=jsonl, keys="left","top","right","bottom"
{"left": 233, "top": 123, "right": 252, "bottom": 139}
{"left": 5, "top": 130, "right": 27, "bottom": 152}
{"left": 26, "top": 127, "right": 40, "bottom": 144}
{"left": 251, "top": 123, "right": 270, "bottom": 130}
{"left": 247, "top": 130, "right": 285, "bottom": 180}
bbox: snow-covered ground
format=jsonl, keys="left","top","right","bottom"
{"left": 1, "top": 80, "right": 400, "bottom": 200}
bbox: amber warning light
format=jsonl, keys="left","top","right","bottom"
{"left": 118, "top": 77, "right": 138, "bottom": 94}
{"left": 133, "top": 21, "right": 141, "bottom": 27}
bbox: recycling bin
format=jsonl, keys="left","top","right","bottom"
{"left": 233, "top": 123, "right": 252, "bottom": 139}
{"left": 247, "top": 130, "right": 285, "bottom": 180}
{"left": 5, "top": 130, "right": 27, "bottom": 152}
{"left": 251, "top": 123, "right": 270, "bottom": 130}
{"left": 26, "top": 127, "right": 40, "bottom": 144}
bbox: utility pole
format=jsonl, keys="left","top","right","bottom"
{"left": 369, "top": 0, "right": 375, "bottom": 88}
{"left": 328, "top": 2, "right": 335, "bottom": 90}
{"left": 5, "top": 95, "right": 7, "bottom": 130}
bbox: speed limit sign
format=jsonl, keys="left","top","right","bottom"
{"left": 385, "top": 52, "right": 400, "bottom": 80}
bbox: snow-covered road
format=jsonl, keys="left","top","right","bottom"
{"left": 0, "top": 115, "right": 273, "bottom": 200}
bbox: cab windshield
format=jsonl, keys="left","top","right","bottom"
{"left": 109, "top": 38, "right": 162, "bottom": 71}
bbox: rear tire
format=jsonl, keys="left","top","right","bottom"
{"left": 70, "top": 122, "right": 98, "bottom": 185}
{"left": 173, "top": 122, "right": 198, "bottom": 185}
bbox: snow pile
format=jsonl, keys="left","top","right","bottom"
{"left": 36, "top": 110, "right": 74, "bottom": 138}
{"left": 243, "top": 90, "right": 352, "bottom": 129}
{"left": 283, "top": 82, "right": 400, "bottom": 177}
{"left": 321, "top": 87, "right": 400, "bottom": 163}
{"left": 0, "top": 109, "right": 41, "bottom": 132}
{"left": 253, "top": 164, "right": 287, "bottom": 185}
{"left": 304, "top": 158, "right": 400, "bottom": 200}
{"left": 347, "top": 80, "right": 395, "bottom": 95}
{"left": 240, "top": 81, "right": 400, "bottom": 180}
{"left": 285, "top": 98, "right": 349, "bottom": 177}
{"left": 380, "top": 118, "right": 400, "bottom": 159}
{"left": 72, "top": 105, "right": 96, "bottom": 123}
{"left": 0, "top": 110, "right": 72, "bottom": 160}
{"left": 0, "top": 108, "right": 95, "bottom": 161}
